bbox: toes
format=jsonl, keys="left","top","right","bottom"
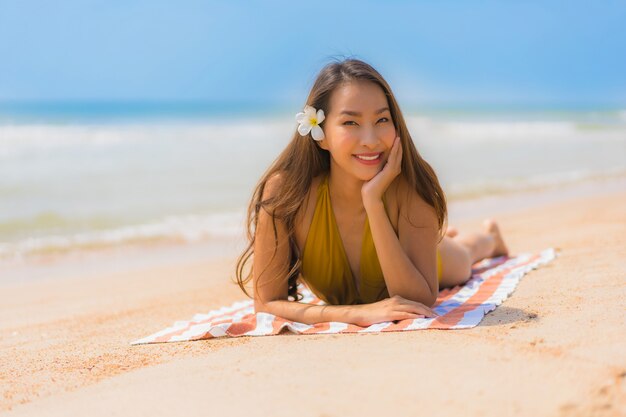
{"left": 483, "top": 219, "right": 509, "bottom": 257}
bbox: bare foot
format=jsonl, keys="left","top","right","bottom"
{"left": 482, "top": 219, "right": 509, "bottom": 257}
{"left": 445, "top": 226, "right": 459, "bottom": 238}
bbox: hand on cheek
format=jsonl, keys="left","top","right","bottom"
{"left": 361, "top": 136, "right": 402, "bottom": 208}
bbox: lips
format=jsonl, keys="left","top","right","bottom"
{"left": 353, "top": 152, "right": 382, "bottom": 165}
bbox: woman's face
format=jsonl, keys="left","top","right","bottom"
{"left": 319, "top": 80, "right": 397, "bottom": 182}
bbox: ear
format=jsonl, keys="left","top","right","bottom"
{"left": 317, "top": 138, "right": 329, "bottom": 151}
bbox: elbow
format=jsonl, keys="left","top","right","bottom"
{"left": 409, "top": 290, "right": 437, "bottom": 308}
{"left": 423, "top": 276, "right": 440, "bottom": 307}
{"left": 419, "top": 293, "right": 438, "bottom": 308}
{"left": 389, "top": 289, "right": 437, "bottom": 308}
{"left": 254, "top": 299, "right": 270, "bottom": 314}
{"left": 408, "top": 284, "right": 439, "bottom": 307}
{"left": 397, "top": 272, "right": 439, "bottom": 307}
{"left": 424, "top": 284, "right": 439, "bottom": 307}
{"left": 423, "top": 267, "right": 440, "bottom": 306}
{"left": 426, "top": 290, "right": 438, "bottom": 308}
{"left": 254, "top": 297, "right": 286, "bottom": 314}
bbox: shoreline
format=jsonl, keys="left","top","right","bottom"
{"left": 2, "top": 175, "right": 624, "bottom": 288}
{"left": 1, "top": 179, "right": 625, "bottom": 416}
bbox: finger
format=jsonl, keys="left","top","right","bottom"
{"left": 388, "top": 139, "right": 401, "bottom": 167}
{"left": 415, "top": 308, "right": 438, "bottom": 318}
{"left": 395, "top": 302, "right": 439, "bottom": 318}
{"left": 393, "top": 296, "right": 434, "bottom": 312}
{"left": 393, "top": 312, "right": 425, "bottom": 322}
{"left": 394, "top": 138, "right": 402, "bottom": 163}
{"left": 413, "top": 304, "right": 439, "bottom": 317}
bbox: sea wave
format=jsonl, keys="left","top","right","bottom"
{"left": 1, "top": 111, "right": 624, "bottom": 159}
{"left": 0, "top": 211, "right": 246, "bottom": 260}
{"left": 405, "top": 115, "right": 625, "bottom": 142}
{"left": 2, "top": 169, "right": 625, "bottom": 261}
{"left": 0, "top": 118, "right": 293, "bottom": 159}
{"left": 1, "top": 110, "right": 624, "bottom": 262}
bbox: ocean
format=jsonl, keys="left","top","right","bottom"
{"left": 1, "top": 103, "right": 625, "bottom": 263}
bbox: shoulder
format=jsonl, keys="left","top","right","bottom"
{"left": 395, "top": 175, "right": 438, "bottom": 228}
{"left": 262, "top": 171, "right": 323, "bottom": 220}
{"left": 263, "top": 171, "right": 323, "bottom": 200}
{"left": 258, "top": 172, "right": 289, "bottom": 219}
{"left": 262, "top": 171, "right": 323, "bottom": 250}
{"left": 263, "top": 171, "right": 286, "bottom": 198}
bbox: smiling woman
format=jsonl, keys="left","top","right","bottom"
{"left": 235, "top": 58, "right": 509, "bottom": 327}
{"left": 317, "top": 81, "right": 397, "bottom": 182}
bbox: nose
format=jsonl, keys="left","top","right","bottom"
{"left": 360, "top": 126, "right": 380, "bottom": 148}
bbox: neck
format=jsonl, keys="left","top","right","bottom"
{"left": 327, "top": 171, "right": 366, "bottom": 213}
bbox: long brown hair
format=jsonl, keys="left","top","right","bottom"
{"left": 234, "top": 58, "right": 447, "bottom": 301}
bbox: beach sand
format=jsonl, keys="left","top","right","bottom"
{"left": 1, "top": 180, "right": 625, "bottom": 417}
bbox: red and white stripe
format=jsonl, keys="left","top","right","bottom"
{"left": 131, "top": 248, "right": 556, "bottom": 345}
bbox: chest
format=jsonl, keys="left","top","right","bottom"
{"left": 331, "top": 204, "right": 367, "bottom": 282}
{"left": 294, "top": 177, "right": 399, "bottom": 283}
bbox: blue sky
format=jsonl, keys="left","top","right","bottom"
{"left": 0, "top": 0, "right": 625, "bottom": 107}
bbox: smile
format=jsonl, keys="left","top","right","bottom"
{"left": 353, "top": 152, "right": 382, "bottom": 165}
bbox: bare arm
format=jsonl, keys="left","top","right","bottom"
{"left": 361, "top": 137, "right": 439, "bottom": 306}
{"left": 254, "top": 173, "right": 438, "bottom": 326}
{"left": 257, "top": 300, "right": 361, "bottom": 325}
{"left": 259, "top": 296, "right": 438, "bottom": 326}
{"left": 252, "top": 173, "right": 361, "bottom": 324}
{"left": 365, "top": 196, "right": 438, "bottom": 306}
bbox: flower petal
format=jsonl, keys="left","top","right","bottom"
{"left": 316, "top": 109, "right": 325, "bottom": 124}
{"left": 304, "top": 105, "right": 316, "bottom": 118}
{"left": 311, "top": 125, "right": 325, "bottom": 141}
{"left": 298, "top": 123, "right": 312, "bottom": 136}
{"left": 295, "top": 111, "right": 307, "bottom": 124}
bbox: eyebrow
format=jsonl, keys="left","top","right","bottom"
{"left": 339, "top": 107, "right": 390, "bottom": 116}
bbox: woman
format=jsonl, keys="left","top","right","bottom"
{"left": 235, "top": 58, "right": 508, "bottom": 327}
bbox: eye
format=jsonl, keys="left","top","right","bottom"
{"left": 378, "top": 117, "right": 389, "bottom": 123}
{"left": 343, "top": 120, "right": 357, "bottom": 126}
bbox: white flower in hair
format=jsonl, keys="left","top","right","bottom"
{"left": 295, "top": 105, "right": 325, "bottom": 141}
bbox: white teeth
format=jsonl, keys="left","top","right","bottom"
{"left": 355, "top": 153, "right": 380, "bottom": 161}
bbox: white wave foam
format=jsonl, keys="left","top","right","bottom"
{"left": 404, "top": 115, "right": 580, "bottom": 139}
{"left": 0, "top": 210, "right": 246, "bottom": 260}
{"left": 441, "top": 120, "right": 577, "bottom": 138}
{"left": 0, "top": 118, "right": 293, "bottom": 159}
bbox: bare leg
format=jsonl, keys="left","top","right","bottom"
{"left": 453, "top": 219, "right": 509, "bottom": 263}
{"left": 438, "top": 219, "right": 509, "bottom": 288}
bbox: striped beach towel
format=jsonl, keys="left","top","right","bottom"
{"left": 131, "top": 248, "right": 556, "bottom": 345}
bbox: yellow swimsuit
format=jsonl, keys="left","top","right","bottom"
{"left": 300, "top": 174, "right": 442, "bottom": 305}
